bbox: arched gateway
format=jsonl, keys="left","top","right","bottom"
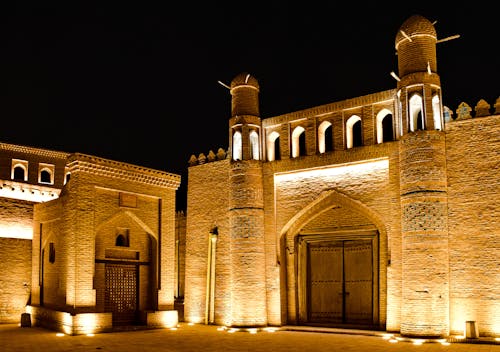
{"left": 282, "top": 189, "right": 387, "bottom": 329}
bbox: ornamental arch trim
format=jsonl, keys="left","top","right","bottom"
{"left": 95, "top": 210, "right": 157, "bottom": 241}
{"left": 280, "top": 188, "right": 388, "bottom": 256}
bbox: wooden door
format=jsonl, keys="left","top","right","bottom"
{"left": 105, "top": 263, "right": 138, "bottom": 325}
{"left": 307, "top": 239, "right": 373, "bottom": 325}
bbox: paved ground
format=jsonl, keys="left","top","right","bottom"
{"left": 1, "top": 323, "right": 499, "bottom": 352}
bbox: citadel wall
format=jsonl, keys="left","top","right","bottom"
{"left": 0, "top": 237, "right": 31, "bottom": 323}
{"left": 184, "top": 158, "right": 232, "bottom": 325}
{"left": 445, "top": 114, "right": 500, "bottom": 336}
{"left": 185, "top": 97, "right": 499, "bottom": 336}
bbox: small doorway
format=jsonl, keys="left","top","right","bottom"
{"left": 105, "top": 263, "right": 139, "bottom": 325}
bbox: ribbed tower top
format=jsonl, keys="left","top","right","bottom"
{"left": 230, "top": 72, "right": 260, "bottom": 117}
{"left": 395, "top": 14, "right": 437, "bottom": 50}
{"left": 230, "top": 72, "right": 260, "bottom": 91}
{"left": 395, "top": 14, "right": 439, "bottom": 79}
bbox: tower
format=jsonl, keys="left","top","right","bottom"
{"left": 395, "top": 15, "right": 450, "bottom": 337}
{"left": 227, "top": 73, "right": 267, "bottom": 327}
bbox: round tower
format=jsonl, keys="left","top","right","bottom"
{"left": 228, "top": 72, "right": 267, "bottom": 327}
{"left": 396, "top": 15, "right": 450, "bottom": 337}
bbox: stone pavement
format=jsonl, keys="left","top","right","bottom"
{"left": 0, "top": 322, "right": 499, "bottom": 352}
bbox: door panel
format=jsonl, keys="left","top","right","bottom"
{"left": 308, "top": 242, "right": 343, "bottom": 322}
{"left": 344, "top": 240, "right": 373, "bottom": 324}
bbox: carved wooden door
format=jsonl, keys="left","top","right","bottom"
{"left": 105, "top": 263, "right": 138, "bottom": 325}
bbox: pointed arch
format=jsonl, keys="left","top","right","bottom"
{"left": 432, "top": 94, "right": 442, "bottom": 130}
{"left": 96, "top": 210, "right": 157, "bottom": 241}
{"left": 279, "top": 189, "right": 388, "bottom": 326}
{"left": 318, "top": 121, "right": 333, "bottom": 153}
{"left": 249, "top": 130, "right": 260, "bottom": 160}
{"left": 376, "top": 109, "right": 394, "bottom": 143}
{"left": 232, "top": 131, "right": 242, "bottom": 161}
{"left": 346, "top": 115, "right": 362, "bottom": 148}
{"left": 409, "top": 94, "right": 424, "bottom": 131}
{"left": 291, "top": 126, "right": 305, "bottom": 158}
{"left": 281, "top": 189, "right": 387, "bottom": 245}
{"left": 267, "top": 131, "right": 280, "bottom": 161}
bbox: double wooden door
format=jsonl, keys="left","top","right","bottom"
{"left": 307, "top": 239, "right": 373, "bottom": 325}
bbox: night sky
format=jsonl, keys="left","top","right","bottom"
{"left": 0, "top": 3, "right": 497, "bottom": 210}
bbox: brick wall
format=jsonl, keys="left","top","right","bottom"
{"left": 0, "top": 238, "right": 31, "bottom": 322}
{"left": 445, "top": 115, "right": 500, "bottom": 336}
{"left": 0, "top": 197, "right": 34, "bottom": 240}
{"left": 184, "top": 159, "right": 231, "bottom": 325}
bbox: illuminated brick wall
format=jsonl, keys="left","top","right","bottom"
{"left": 0, "top": 197, "right": 34, "bottom": 240}
{"left": 0, "top": 197, "right": 34, "bottom": 322}
{"left": 399, "top": 131, "right": 449, "bottom": 337}
{"left": 229, "top": 160, "right": 267, "bottom": 326}
{"left": 0, "top": 237, "right": 31, "bottom": 322}
{"left": 184, "top": 159, "right": 231, "bottom": 325}
{"left": 270, "top": 147, "right": 396, "bottom": 329}
{"left": 445, "top": 115, "right": 500, "bottom": 336}
{"left": 175, "top": 210, "right": 186, "bottom": 316}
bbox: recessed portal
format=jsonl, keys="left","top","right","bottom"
{"left": 297, "top": 231, "right": 379, "bottom": 328}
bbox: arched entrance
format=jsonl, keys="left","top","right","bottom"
{"left": 282, "top": 190, "right": 387, "bottom": 330}
{"left": 296, "top": 230, "right": 378, "bottom": 327}
{"left": 95, "top": 211, "right": 158, "bottom": 326}
{"left": 104, "top": 262, "right": 140, "bottom": 325}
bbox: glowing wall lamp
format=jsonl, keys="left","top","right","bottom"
{"left": 205, "top": 226, "right": 218, "bottom": 324}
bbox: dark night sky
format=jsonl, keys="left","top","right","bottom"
{"left": 0, "top": 3, "right": 497, "bottom": 210}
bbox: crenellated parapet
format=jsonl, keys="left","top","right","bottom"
{"left": 188, "top": 148, "right": 228, "bottom": 166}
{"left": 188, "top": 97, "right": 498, "bottom": 168}
{"left": 445, "top": 97, "right": 500, "bottom": 122}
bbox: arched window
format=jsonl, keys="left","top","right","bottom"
{"left": 266, "top": 131, "right": 280, "bottom": 161}
{"left": 397, "top": 90, "right": 403, "bottom": 136}
{"left": 38, "top": 164, "right": 55, "bottom": 184}
{"left": 39, "top": 169, "right": 54, "bottom": 185}
{"left": 232, "top": 131, "right": 242, "bottom": 161}
{"left": 11, "top": 160, "right": 28, "bottom": 181}
{"left": 376, "top": 109, "right": 394, "bottom": 143}
{"left": 13, "top": 166, "right": 25, "bottom": 181}
{"left": 291, "top": 126, "right": 305, "bottom": 158}
{"left": 409, "top": 94, "right": 424, "bottom": 132}
{"left": 432, "top": 94, "right": 442, "bottom": 130}
{"left": 346, "top": 115, "right": 362, "bottom": 148}
{"left": 64, "top": 172, "right": 71, "bottom": 185}
{"left": 40, "top": 169, "right": 51, "bottom": 183}
{"left": 274, "top": 136, "right": 281, "bottom": 160}
{"left": 115, "top": 231, "right": 129, "bottom": 247}
{"left": 116, "top": 234, "right": 126, "bottom": 246}
{"left": 318, "top": 121, "right": 333, "bottom": 153}
{"left": 382, "top": 115, "right": 394, "bottom": 142}
{"left": 49, "top": 243, "right": 55, "bottom": 263}
{"left": 249, "top": 130, "right": 260, "bottom": 160}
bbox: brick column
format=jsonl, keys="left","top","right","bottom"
{"left": 399, "top": 130, "right": 449, "bottom": 337}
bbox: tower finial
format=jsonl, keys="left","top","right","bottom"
{"left": 217, "top": 80, "right": 231, "bottom": 89}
